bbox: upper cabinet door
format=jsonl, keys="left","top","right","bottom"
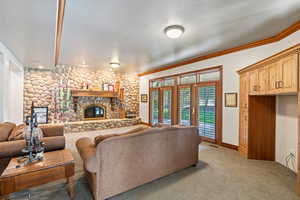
{"left": 258, "top": 67, "right": 268, "bottom": 95}
{"left": 280, "top": 54, "right": 298, "bottom": 93}
{"left": 239, "top": 73, "right": 249, "bottom": 108}
{"left": 249, "top": 70, "right": 258, "bottom": 95}
{"left": 268, "top": 61, "right": 281, "bottom": 94}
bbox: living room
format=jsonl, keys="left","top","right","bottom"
{"left": 1, "top": 0, "right": 300, "bottom": 200}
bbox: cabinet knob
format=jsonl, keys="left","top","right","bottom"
{"left": 279, "top": 81, "right": 283, "bottom": 88}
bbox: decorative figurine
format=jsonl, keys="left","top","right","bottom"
{"left": 19, "top": 102, "right": 45, "bottom": 166}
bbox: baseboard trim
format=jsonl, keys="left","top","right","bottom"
{"left": 221, "top": 142, "right": 238, "bottom": 150}
{"left": 140, "top": 122, "right": 151, "bottom": 126}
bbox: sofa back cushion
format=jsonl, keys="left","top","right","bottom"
{"left": 0, "top": 122, "right": 16, "bottom": 142}
{"left": 94, "top": 126, "right": 149, "bottom": 146}
{"left": 94, "top": 134, "right": 120, "bottom": 146}
{"left": 8, "top": 124, "right": 26, "bottom": 141}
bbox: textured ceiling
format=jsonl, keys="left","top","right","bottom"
{"left": 0, "top": 0, "right": 56, "bottom": 67}
{"left": 1, "top": 0, "right": 300, "bottom": 72}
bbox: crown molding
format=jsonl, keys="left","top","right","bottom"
{"left": 138, "top": 20, "right": 300, "bottom": 77}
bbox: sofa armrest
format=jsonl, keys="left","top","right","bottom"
{"left": 40, "top": 125, "right": 64, "bottom": 137}
{"left": 42, "top": 136, "right": 65, "bottom": 151}
{"left": 0, "top": 140, "right": 26, "bottom": 159}
{"left": 0, "top": 136, "right": 65, "bottom": 159}
{"left": 76, "top": 137, "right": 97, "bottom": 173}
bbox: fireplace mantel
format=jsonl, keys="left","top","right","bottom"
{"left": 72, "top": 90, "right": 118, "bottom": 98}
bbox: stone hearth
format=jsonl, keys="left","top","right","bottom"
{"left": 42, "top": 118, "right": 141, "bottom": 133}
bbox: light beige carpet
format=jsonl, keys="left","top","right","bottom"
{"left": 10, "top": 125, "right": 300, "bottom": 200}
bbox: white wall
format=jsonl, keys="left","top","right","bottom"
{"left": 0, "top": 42, "right": 24, "bottom": 124}
{"left": 276, "top": 95, "right": 298, "bottom": 172}
{"left": 140, "top": 29, "right": 300, "bottom": 146}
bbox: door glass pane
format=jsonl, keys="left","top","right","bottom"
{"left": 179, "top": 87, "right": 191, "bottom": 126}
{"left": 163, "top": 89, "right": 172, "bottom": 124}
{"left": 151, "top": 90, "right": 159, "bottom": 124}
{"left": 164, "top": 78, "right": 175, "bottom": 86}
{"left": 198, "top": 86, "right": 216, "bottom": 139}
{"left": 180, "top": 74, "right": 196, "bottom": 84}
{"left": 151, "top": 80, "right": 162, "bottom": 88}
{"left": 199, "top": 71, "right": 220, "bottom": 82}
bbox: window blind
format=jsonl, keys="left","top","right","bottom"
{"left": 198, "top": 86, "right": 216, "bottom": 139}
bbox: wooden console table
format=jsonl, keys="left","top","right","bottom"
{"left": 0, "top": 149, "right": 75, "bottom": 200}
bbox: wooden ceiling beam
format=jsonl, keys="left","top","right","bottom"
{"left": 138, "top": 20, "right": 300, "bottom": 77}
{"left": 54, "top": 0, "right": 66, "bottom": 66}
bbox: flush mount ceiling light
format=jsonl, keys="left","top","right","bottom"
{"left": 164, "top": 25, "right": 185, "bottom": 39}
{"left": 110, "top": 62, "right": 120, "bottom": 68}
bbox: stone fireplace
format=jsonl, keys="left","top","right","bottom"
{"left": 82, "top": 104, "right": 106, "bottom": 120}
{"left": 24, "top": 66, "right": 140, "bottom": 124}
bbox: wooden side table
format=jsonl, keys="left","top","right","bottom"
{"left": 0, "top": 149, "right": 75, "bottom": 200}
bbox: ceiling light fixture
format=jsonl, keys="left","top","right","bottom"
{"left": 164, "top": 25, "right": 185, "bottom": 39}
{"left": 110, "top": 62, "right": 120, "bottom": 68}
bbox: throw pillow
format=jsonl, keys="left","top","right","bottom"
{"left": 0, "top": 122, "right": 16, "bottom": 142}
{"left": 8, "top": 124, "right": 26, "bottom": 141}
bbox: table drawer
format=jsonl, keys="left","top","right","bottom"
{"left": 15, "top": 166, "right": 66, "bottom": 191}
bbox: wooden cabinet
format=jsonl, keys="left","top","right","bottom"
{"left": 249, "top": 70, "right": 258, "bottom": 95}
{"left": 267, "top": 61, "right": 281, "bottom": 94}
{"left": 257, "top": 67, "right": 268, "bottom": 95}
{"left": 239, "top": 108, "right": 248, "bottom": 157}
{"left": 267, "top": 54, "right": 298, "bottom": 94}
{"left": 280, "top": 54, "right": 298, "bottom": 93}
{"left": 237, "top": 46, "right": 300, "bottom": 160}
{"left": 242, "top": 53, "right": 298, "bottom": 96}
{"left": 239, "top": 73, "right": 249, "bottom": 108}
{"left": 248, "top": 66, "right": 268, "bottom": 95}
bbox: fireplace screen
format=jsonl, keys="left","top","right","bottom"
{"left": 84, "top": 106, "right": 105, "bottom": 120}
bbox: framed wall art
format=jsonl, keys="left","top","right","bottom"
{"left": 225, "top": 93, "right": 237, "bottom": 107}
{"left": 33, "top": 106, "right": 49, "bottom": 124}
{"left": 141, "top": 94, "right": 148, "bottom": 103}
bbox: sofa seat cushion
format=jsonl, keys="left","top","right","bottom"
{"left": 0, "top": 122, "right": 16, "bottom": 142}
{"left": 8, "top": 124, "right": 26, "bottom": 141}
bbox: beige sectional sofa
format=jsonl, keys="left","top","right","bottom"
{"left": 76, "top": 126, "right": 201, "bottom": 200}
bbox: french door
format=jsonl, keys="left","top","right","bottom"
{"left": 149, "top": 67, "right": 222, "bottom": 144}
{"left": 194, "top": 82, "right": 218, "bottom": 143}
{"left": 149, "top": 87, "right": 175, "bottom": 125}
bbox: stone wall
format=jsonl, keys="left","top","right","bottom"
{"left": 24, "top": 66, "right": 139, "bottom": 123}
